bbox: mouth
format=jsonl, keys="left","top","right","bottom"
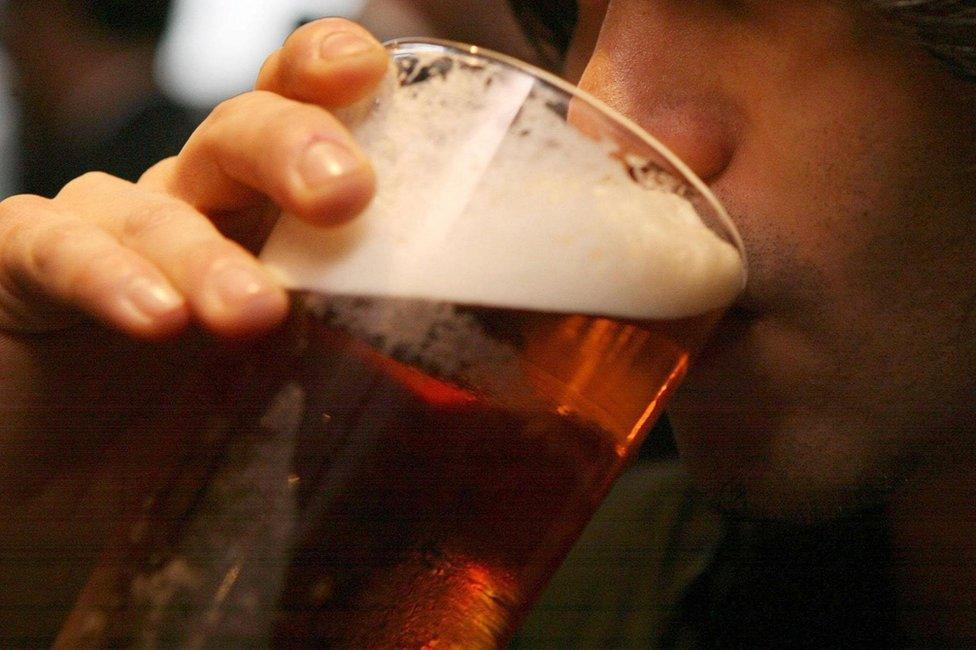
{"left": 726, "top": 301, "right": 759, "bottom": 321}
{"left": 693, "top": 303, "right": 755, "bottom": 365}
{"left": 725, "top": 268, "right": 766, "bottom": 318}
{"left": 731, "top": 284, "right": 768, "bottom": 316}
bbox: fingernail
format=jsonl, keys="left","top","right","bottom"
{"left": 319, "top": 31, "right": 372, "bottom": 59}
{"left": 300, "top": 140, "right": 361, "bottom": 187}
{"left": 124, "top": 275, "right": 184, "bottom": 319}
{"left": 209, "top": 262, "right": 276, "bottom": 308}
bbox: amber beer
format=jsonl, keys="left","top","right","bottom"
{"left": 56, "top": 291, "right": 718, "bottom": 647}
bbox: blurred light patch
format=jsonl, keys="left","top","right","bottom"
{"left": 157, "top": 0, "right": 367, "bottom": 108}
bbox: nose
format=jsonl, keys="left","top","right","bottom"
{"left": 575, "top": 25, "right": 738, "bottom": 184}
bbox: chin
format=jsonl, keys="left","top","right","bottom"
{"left": 667, "top": 401, "right": 921, "bottom": 525}
{"left": 667, "top": 302, "right": 931, "bottom": 523}
{"left": 678, "top": 452, "right": 895, "bottom": 525}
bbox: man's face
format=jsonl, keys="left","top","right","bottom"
{"left": 564, "top": 1, "right": 976, "bottom": 521}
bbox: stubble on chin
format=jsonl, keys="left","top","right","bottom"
{"left": 679, "top": 429, "right": 928, "bottom": 526}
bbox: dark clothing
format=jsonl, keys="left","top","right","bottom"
{"left": 513, "top": 460, "right": 898, "bottom": 648}
{"left": 17, "top": 92, "right": 201, "bottom": 197}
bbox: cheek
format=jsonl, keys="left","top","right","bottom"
{"left": 671, "top": 57, "right": 976, "bottom": 516}
{"left": 705, "top": 90, "right": 967, "bottom": 422}
{"left": 715, "top": 63, "right": 969, "bottom": 319}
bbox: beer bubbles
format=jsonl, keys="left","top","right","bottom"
{"left": 261, "top": 46, "right": 745, "bottom": 322}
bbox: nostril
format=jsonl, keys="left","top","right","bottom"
{"left": 577, "top": 52, "right": 739, "bottom": 184}
{"left": 578, "top": 94, "right": 737, "bottom": 185}
{"left": 577, "top": 71, "right": 736, "bottom": 183}
{"left": 645, "top": 108, "right": 737, "bottom": 183}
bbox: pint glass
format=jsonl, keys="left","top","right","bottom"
{"left": 57, "top": 40, "right": 746, "bottom": 647}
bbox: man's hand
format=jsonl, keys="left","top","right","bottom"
{"left": 0, "top": 18, "right": 387, "bottom": 340}
{"left": 0, "top": 19, "right": 391, "bottom": 639}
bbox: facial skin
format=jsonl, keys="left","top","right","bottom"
{"left": 563, "top": 1, "right": 976, "bottom": 521}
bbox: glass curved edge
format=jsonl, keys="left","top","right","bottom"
{"left": 383, "top": 36, "right": 748, "bottom": 291}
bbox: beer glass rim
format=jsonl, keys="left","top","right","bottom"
{"left": 384, "top": 36, "right": 748, "bottom": 290}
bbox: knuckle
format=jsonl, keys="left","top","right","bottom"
{"left": 207, "top": 94, "right": 334, "bottom": 161}
{"left": 278, "top": 112, "right": 328, "bottom": 150}
{"left": 56, "top": 171, "right": 119, "bottom": 200}
{"left": 256, "top": 50, "right": 282, "bottom": 90}
{"left": 120, "top": 200, "right": 190, "bottom": 243}
{"left": 27, "top": 223, "right": 92, "bottom": 277}
{"left": 0, "top": 218, "right": 33, "bottom": 278}
{"left": 195, "top": 99, "right": 238, "bottom": 142}
{"left": 0, "top": 231, "right": 28, "bottom": 305}
{"left": 0, "top": 194, "right": 48, "bottom": 256}
{"left": 0, "top": 194, "right": 47, "bottom": 224}
{"left": 176, "top": 238, "right": 243, "bottom": 281}
{"left": 185, "top": 236, "right": 240, "bottom": 266}
{"left": 0, "top": 196, "right": 53, "bottom": 272}
{"left": 280, "top": 103, "right": 343, "bottom": 147}
{"left": 195, "top": 92, "right": 275, "bottom": 152}
{"left": 69, "top": 249, "right": 134, "bottom": 291}
{"left": 138, "top": 157, "right": 178, "bottom": 186}
{"left": 207, "top": 95, "right": 241, "bottom": 124}
{"left": 207, "top": 91, "right": 268, "bottom": 126}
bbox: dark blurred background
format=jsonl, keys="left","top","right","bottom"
{"left": 0, "top": 0, "right": 536, "bottom": 199}
{"left": 0, "top": 1, "right": 365, "bottom": 198}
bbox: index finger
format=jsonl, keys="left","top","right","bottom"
{"left": 256, "top": 18, "right": 390, "bottom": 108}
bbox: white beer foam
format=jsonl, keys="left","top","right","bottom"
{"left": 261, "top": 50, "right": 744, "bottom": 320}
